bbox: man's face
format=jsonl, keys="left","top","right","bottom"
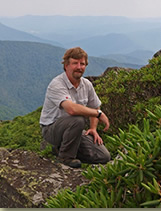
{"left": 65, "top": 57, "right": 86, "bottom": 80}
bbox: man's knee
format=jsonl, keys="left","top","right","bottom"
{"left": 100, "top": 150, "right": 111, "bottom": 164}
{"left": 93, "top": 146, "right": 111, "bottom": 164}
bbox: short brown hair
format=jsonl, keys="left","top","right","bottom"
{"left": 62, "top": 47, "right": 88, "bottom": 70}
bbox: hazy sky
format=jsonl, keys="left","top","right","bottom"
{"left": 0, "top": 0, "right": 161, "bottom": 18}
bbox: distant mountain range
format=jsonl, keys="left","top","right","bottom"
{"left": 102, "top": 50, "right": 154, "bottom": 65}
{"left": 66, "top": 33, "right": 141, "bottom": 56}
{"left": 0, "top": 15, "right": 160, "bottom": 64}
{"left": 0, "top": 22, "right": 62, "bottom": 47}
{"left": 0, "top": 41, "right": 142, "bottom": 120}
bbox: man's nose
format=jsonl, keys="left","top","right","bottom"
{"left": 76, "top": 62, "right": 81, "bottom": 69}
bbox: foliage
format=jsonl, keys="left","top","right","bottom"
{"left": 0, "top": 107, "right": 43, "bottom": 152}
{"left": 44, "top": 105, "right": 161, "bottom": 208}
{"left": 94, "top": 56, "right": 161, "bottom": 135}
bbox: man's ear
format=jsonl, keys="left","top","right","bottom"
{"left": 64, "top": 63, "right": 68, "bottom": 71}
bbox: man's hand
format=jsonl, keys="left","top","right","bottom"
{"left": 99, "top": 112, "right": 110, "bottom": 132}
{"left": 85, "top": 129, "right": 103, "bottom": 145}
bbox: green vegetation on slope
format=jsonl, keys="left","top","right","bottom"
{"left": 94, "top": 56, "right": 161, "bottom": 136}
{"left": 0, "top": 107, "right": 42, "bottom": 152}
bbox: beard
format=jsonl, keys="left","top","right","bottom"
{"left": 72, "top": 69, "right": 84, "bottom": 80}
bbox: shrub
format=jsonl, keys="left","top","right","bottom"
{"left": 94, "top": 56, "right": 161, "bottom": 135}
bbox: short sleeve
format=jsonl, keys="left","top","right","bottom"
{"left": 47, "top": 79, "right": 72, "bottom": 108}
{"left": 85, "top": 79, "right": 101, "bottom": 108}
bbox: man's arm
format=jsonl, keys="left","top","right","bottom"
{"left": 61, "top": 100, "right": 110, "bottom": 132}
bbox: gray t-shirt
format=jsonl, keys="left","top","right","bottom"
{"left": 40, "top": 72, "right": 101, "bottom": 125}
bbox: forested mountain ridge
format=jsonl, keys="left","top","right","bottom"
{"left": 0, "top": 41, "right": 142, "bottom": 120}
{"left": 0, "top": 41, "right": 65, "bottom": 120}
{"left": 0, "top": 22, "right": 61, "bottom": 46}
{"left": 0, "top": 15, "right": 160, "bottom": 64}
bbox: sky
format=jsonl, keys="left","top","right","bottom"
{"left": 0, "top": 0, "right": 161, "bottom": 18}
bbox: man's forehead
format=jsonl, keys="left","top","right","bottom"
{"left": 69, "top": 57, "right": 85, "bottom": 62}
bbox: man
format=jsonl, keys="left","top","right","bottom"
{"left": 40, "top": 47, "right": 111, "bottom": 168}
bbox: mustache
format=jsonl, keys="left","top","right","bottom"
{"left": 74, "top": 69, "right": 83, "bottom": 73}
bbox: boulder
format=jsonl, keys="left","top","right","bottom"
{"left": 153, "top": 49, "right": 161, "bottom": 58}
{"left": 86, "top": 66, "right": 133, "bottom": 83}
{"left": 0, "top": 148, "right": 89, "bottom": 208}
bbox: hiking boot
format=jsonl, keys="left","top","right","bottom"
{"left": 58, "top": 157, "right": 81, "bottom": 168}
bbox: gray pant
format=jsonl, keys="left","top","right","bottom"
{"left": 41, "top": 116, "right": 111, "bottom": 164}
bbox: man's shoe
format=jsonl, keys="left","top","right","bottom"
{"left": 58, "top": 157, "right": 81, "bottom": 168}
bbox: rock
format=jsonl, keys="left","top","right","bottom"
{"left": 153, "top": 49, "right": 161, "bottom": 58}
{"left": 0, "top": 148, "right": 89, "bottom": 208}
{"left": 86, "top": 66, "right": 133, "bottom": 83}
{"left": 0, "top": 147, "right": 11, "bottom": 160}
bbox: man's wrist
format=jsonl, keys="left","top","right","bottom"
{"left": 97, "top": 109, "right": 102, "bottom": 118}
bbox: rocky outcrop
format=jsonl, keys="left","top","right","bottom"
{"left": 153, "top": 49, "right": 161, "bottom": 58}
{"left": 0, "top": 148, "right": 89, "bottom": 208}
{"left": 86, "top": 66, "right": 133, "bottom": 83}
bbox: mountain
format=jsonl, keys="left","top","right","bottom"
{"left": 65, "top": 33, "right": 142, "bottom": 56}
{"left": 1, "top": 15, "right": 161, "bottom": 42}
{"left": 127, "top": 27, "right": 161, "bottom": 52}
{"left": 0, "top": 21, "right": 143, "bottom": 58}
{"left": 1, "top": 15, "right": 161, "bottom": 59}
{"left": 0, "top": 41, "right": 65, "bottom": 120}
{"left": 0, "top": 41, "right": 141, "bottom": 120}
{"left": 1, "top": 15, "right": 161, "bottom": 53}
{"left": 102, "top": 50, "right": 154, "bottom": 65}
{"left": 0, "top": 15, "right": 134, "bottom": 39}
{"left": 0, "top": 22, "right": 62, "bottom": 47}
